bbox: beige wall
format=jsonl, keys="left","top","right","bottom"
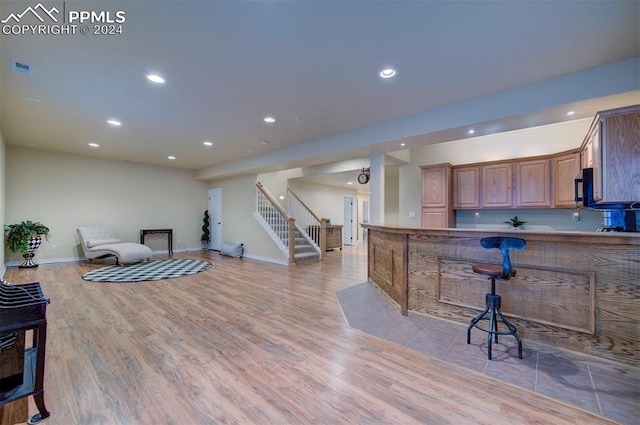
{"left": 5, "top": 146, "right": 208, "bottom": 265}
{"left": 384, "top": 167, "right": 399, "bottom": 225}
{"left": 208, "top": 174, "right": 285, "bottom": 263}
{"left": 0, "top": 131, "right": 5, "bottom": 275}
{"left": 258, "top": 168, "right": 303, "bottom": 210}
{"left": 398, "top": 164, "right": 422, "bottom": 227}
{"left": 287, "top": 179, "right": 359, "bottom": 227}
{"left": 0, "top": 11, "right": 5, "bottom": 275}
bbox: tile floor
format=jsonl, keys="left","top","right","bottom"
{"left": 336, "top": 282, "right": 640, "bottom": 425}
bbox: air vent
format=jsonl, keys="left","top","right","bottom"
{"left": 11, "top": 60, "right": 32, "bottom": 76}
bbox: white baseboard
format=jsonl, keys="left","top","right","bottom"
{"left": 241, "top": 253, "right": 288, "bottom": 266}
{"left": 3, "top": 248, "right": 287, "bottom": 268}
{"left": 5, "top": 256, "right": 79, "bottom": 267}
{"left": 3, "top": 247, "right": 207, "bottom": 268}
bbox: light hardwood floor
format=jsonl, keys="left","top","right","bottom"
{"left": 3, "top": 244, "right": 618, "bottom": 425}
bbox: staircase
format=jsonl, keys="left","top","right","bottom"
{"left": 292, "top": 229, "right": 319, "bottom": 263}
{"left": 255, "top": 182, "right": 320, "bottom": 264}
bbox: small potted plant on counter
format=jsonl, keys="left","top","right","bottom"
{"left": 5, "top": 220, "right": 50, "bottom": 268}
{"left": 504, "top": 216, "right": 527, "bottom": 230}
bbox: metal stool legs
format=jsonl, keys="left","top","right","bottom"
{"left": 467, "top": 277, "right": 523, "bottom": 360}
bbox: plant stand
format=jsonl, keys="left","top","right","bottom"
{"left": 19, "top": 237, "right": 42, "bottom": 269}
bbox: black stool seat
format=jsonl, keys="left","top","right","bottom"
{"left": 467, "top": 237, "right": 526, "bottom": 360}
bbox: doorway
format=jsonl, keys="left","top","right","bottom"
{"left": 343, "top": 195, "right": 356, "bottom": 245}
{"left": 208, "top": 188, "right": 222, "bottom": 251}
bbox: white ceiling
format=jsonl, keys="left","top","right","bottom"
{"left": 1, "top": 1, "right": 638, "bottom": 181}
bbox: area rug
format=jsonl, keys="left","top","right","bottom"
{"left": 81, "top": 259, "right": 212, "bottom": 282}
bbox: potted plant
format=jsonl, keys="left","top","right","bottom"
{"left": 5, "top": 220, "right": 50, "bottom": 268}
{"left": 201, "top": 210, "right": 210, "bottom": 251}
{"left": 504, "top": 216, "right": 527, "bottom": 230}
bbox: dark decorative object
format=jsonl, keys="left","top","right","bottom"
{"left": 357, "top": 167, "right": 370, "bottom": 184}
{"left": 0, "top": 280, "right": 51, "bottom": 423}
{"left": 4, "top": 220, "right": 50, "bottom": 268}
{"left": 201, "top": 210, "right": 210, "bottom": 251}
{"left": 504, "top": 216, "right": 527, "bottom": 229}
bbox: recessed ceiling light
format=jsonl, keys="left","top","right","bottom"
{"left": 400, "top": 143, "right": 406, "bottom": 147}
{"left": 260, "top": 140, "right": 269, "bottom": 145}
{"left": 264, "top": 116, "right": 275, "bottom": 123}
{"left": 203, "top": 141, "right": 213, "bottom": 146}
{"left": 147, "top": 73, "right": 165, "bottom": 84}
{"left": 167, "top": 156, "right": 176, "bottom": 160}
{"left": 107, "top": 119, "right": 121, "bottom": 127}
{"left": 468, "top": 129, "right": 475, "bottom": 135}
{"left": 88, "top": 142, "right": 99, "bottom": 148}
{"left": 566, "top": 111, "right": 575, "bottom": 116}
{"left": 379, "top": 68, "right": 396, "bottom": 79}
{"left": 347, "top": 181, "right": 353, "bottom": 185}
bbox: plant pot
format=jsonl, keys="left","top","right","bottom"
{"left": 201, "top": 240, "right": 209, "bottom": 252}
{"left": 19, "top": 236, "right": 42, "bottom": 268}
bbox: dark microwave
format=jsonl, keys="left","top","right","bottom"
{"left": 574, "top": 168, "right": 631, "bottom": 209}
{"left": 574, "top": 168, "right": 596, "bottom": 208}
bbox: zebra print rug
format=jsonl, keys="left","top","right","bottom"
{"left": 81, "top": 259, "right": 212, "bottom": 282}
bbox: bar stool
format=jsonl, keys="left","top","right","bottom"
{"left": 467, "top": 236, "right": 526, "bottom": 360}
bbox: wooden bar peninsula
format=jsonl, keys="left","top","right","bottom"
{"left": 363, "top": 224, "right": 640, "bottom": 366}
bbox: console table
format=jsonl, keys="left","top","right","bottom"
{"left": 140, "top": 229, "right": 173, "bottom": 255}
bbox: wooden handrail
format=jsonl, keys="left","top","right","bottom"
{"left": 256, "top": 182, "right": 290, "bottom": 220}
{"left": 287, "top": 189, "right": 322, "bottom": 223}
{"left": 257, "top": 182, "right": 296, "bottom": 265}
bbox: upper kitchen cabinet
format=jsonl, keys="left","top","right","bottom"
{"left": 482, "top": 163, "right": 512, "bottom": 208}
{"left": 421, "top": 164, "right": 455, "bottom": 227}
{"left": 452, "top": 166, "right": 480, "bottom": 209}
{"left": 514, "top": 159, "right": 551, "bottom": 208}
{"left": 553, "top": 151, "right": 581, "bottom": 207}
{"left": 421, "top": 164, "right": 451, "bottom": 208}
{"left": 598, "top": 106, "right": 640, "bottom": 203}
{"left": 581, "top": 123, "right": 602, "bottom": 201}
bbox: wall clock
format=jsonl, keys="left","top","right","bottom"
{"left": 358, "top": 167, "right": 370, "bottom": 184}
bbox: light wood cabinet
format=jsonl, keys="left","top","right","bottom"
{"left": 421, "top": 164, "right": 455, "bottom": 227}
{"left": 600, "top": 107, "right": 640, "bottom": 203}
{"left": 553, "top": 152, "right": 581, "bottom": 207}
{"left": 581, "top": 105, "right": 640, "bottom": 204}
{"left": 515, "top": 159, "right": 551, "bottom": 207}
{"left": 482, "top": 163, "right": 512, "bottom": 208}
{"left": 582, "top": 121, "right": 602, "bottom": 201}
{"left": 421, "top": 208, "right": 450, "bottom": 228}
{"left": 421, "top": 165, "right": 449, "bottom": 207}
{"left": 452, "top": 166, "right": 480, "bottom": 209}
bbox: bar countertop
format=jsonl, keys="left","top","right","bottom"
{"left": 363, "top": 224, "right": 640, "bottom": 366}
{"left": 362, "top": 224, "right": 640, "bottom": 245}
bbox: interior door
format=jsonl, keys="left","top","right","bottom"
{"left": 208, "top": 188, "right": 222, "bottom": 251}
{"left": 343, "top": 195, "right": 355, "bottom": 246}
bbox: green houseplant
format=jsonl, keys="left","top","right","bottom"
{"left": 201, "top": 210, "right": 210, "bottom": 251}
{"left": 4, "top": 220, "right": 50, "bottom": 268}
{"left": 504, "top": 216, "right": 527, "bottom": 229}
